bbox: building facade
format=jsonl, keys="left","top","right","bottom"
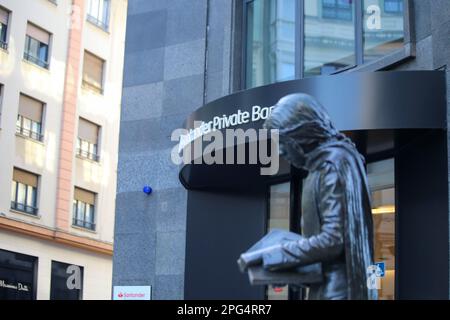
{"left": 114, "top": 0, "right": 450, "bottom": 300}
{"left": 0, "top": 0, "right": 127, "bottom": 300}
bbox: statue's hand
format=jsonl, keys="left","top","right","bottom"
{"left": 282, "top": 240, "right": 303, "bottom": 259}
{"left": 262, "top": 242, "right": 302, "bottom": 271}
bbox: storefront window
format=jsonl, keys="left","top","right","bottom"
{"left": 367, "top": 158, "right": 395, "bottom": 300}
{"left": 266, "top": 182, "right": 291, "bottom": 300}
{"left": 304, "top": 0, "right": 356, "bottom": 77}
{"left": 50, "top": 261, "right": 83, "bottom": 300}
{"left": 363, "top": 0, "right": 404, "bottom": 63}
{"left": 0, "top": 249, "right": 37, "bottom": 300}
{"left": 246, "top": 0, "right": 296, "bottom": 88}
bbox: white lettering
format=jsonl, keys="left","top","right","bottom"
{"left": 178, "top": 304, "right": 212, "bottom": 318}
{"left": 66, "top": 265, "right": 82, "bottom": 290}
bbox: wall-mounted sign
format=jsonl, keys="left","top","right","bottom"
{"left": 179, "top": 105, "right": 275, "bottom": 150}
{"left": 182, "top": 71, "right": 446, "bottom": 138}
{"left": 0, "top": 280, "right": 31, "bottom": 292}
{"left": 376, "top": 262, "right": 385, "bottom": 278}
{"left": 113, "top": 286, "right": 152, "bottom": 300}
{"left": 179, "top": 71, "right": 447, "bottom": 190}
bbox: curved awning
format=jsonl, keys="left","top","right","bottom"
{"left": 178, "top": 71, "right": 446, "bottom": 190}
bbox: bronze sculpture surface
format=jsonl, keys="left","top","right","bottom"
{"left": 238, "top": 94, "right": 377, "bottom": 300}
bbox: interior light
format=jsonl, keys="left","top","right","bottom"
{"left": 372, "top": 205, "right": 395, "bottom": 215}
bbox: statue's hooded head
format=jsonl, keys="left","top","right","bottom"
{"left": 264, "top": 93, "right": 343, "bottom": 169}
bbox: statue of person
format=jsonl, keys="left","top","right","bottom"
{"left": 260, "top": 93, "right": 377, "bottom": 300}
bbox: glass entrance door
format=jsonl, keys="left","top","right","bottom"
{"left": 266, "top": 182, "right": 291, "bottom": 300}
{"left": 367, "top": 158, "right": 396, "bottom": 300}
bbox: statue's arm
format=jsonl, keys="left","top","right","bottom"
{"left": 263, "top": 163, "right": 345, "bottom": 270}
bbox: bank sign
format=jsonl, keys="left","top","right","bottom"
{"left": 113, "top": 286, "right": 152, "bottom": 300}
{"left": 177, "top": 72, "right": 446, "bottom": 188}
{"left": 180, "top": 72, "right": 446, "bottom": 144}
{"left": 179, "top": 105, "right": 274, "bottom": 151}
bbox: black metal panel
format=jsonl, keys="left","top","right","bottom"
{"left": 396, "top": 130, "right": 449, "bottom": 299}
{"left": 180, "top": 71, "right": 446, "bottom": 189}
{"left": 183, "top": 71, "right": 446, "bottom": 132}
{"left": 184, "top": 190, "right": 267, "bottom": 299}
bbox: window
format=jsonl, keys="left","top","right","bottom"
{"left": 0, "top": 249, "right": 37, "bottom": 300}
{"left": 0, "top": 7, "right": 9, "bottom": 50}
{"left": 24, "top": 23, "right": 50, "bottom": 69}
{"left": 16, "top": 94, "right": 44, "bottom": 142}
{"left": 304, "top": 0, "right": 355, "bottom": 77}
{"left": 0, "top": 84, "right": 3, "bottom": 122}
{"left": 363, "top": 0, "right": 404, "bottom": 63}
{"left": 87, "top": 0, "right": 110, "bottom": 30}
{"left": 73, "top": 187, "right": 96, "bottom": 231}
{"left": 322, "top": 0, "right": 353, "bottom": 20}
{"left": 82, "top": 51, "right": 105, "bottom": 94}
{"left": 384, "top": 0, "right": 403, "bottom": 13}
{"left": 11, "top": 168, "right": 39, "bottom": 216}
{"left": 77, "top": 118, "right": 99, "bottom": 161}
{"left": 50, "top": 261, "right": 83, "bottom": 300}
{"left": 367, "top": 158, "right": 395, "bottom": 300}
{"left": 245, "top": 0, "right": 296, "bottom": 88}
{"left": 244, "top": 0, "right": 407, "bottom": 88}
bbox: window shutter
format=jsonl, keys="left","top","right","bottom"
{"left": 26, "top": 23, "right": 50, "bottom": 45}
{"left": 0, "top": 7, "right": 9, "bottom": 25}
{"left": 13, "top": 168, "right": 38, "bottom": 187}
{"left": 74, "top": 187, "right": 95, "bottom": 205}
{"left": 78, "top": 118, "right": 99, "bottom": 144}
{"left": 83, "top": 51, "right": 104, "bottom": 89}
{"left": 19, "top": 94, "right": 43, "bottom": 123}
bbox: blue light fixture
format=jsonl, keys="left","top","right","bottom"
{"left": 143, "top": 186, "right": 153, "bottom": 195}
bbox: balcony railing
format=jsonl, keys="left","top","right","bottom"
{"left": 87, "top": 14, "right": 109, "bottom": 31}
{"left": 16, "top": 125, "right": 43, "bottom": 142}
{"left": 0, "top": 40, "right": 8, "bottom": 50}
{"left": 11, "top": 201, "right": 38, "bottom": 216}
{"left": 76, "top": 148, "right": 99, "bottom": 162}
{"left": 72, "top": 218, "right": 95, "bottom": 231}
{"left": 23, "top": 52, "right": 49, "bottom": 69}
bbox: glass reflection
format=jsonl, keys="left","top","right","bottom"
{"left": 363, "top": 0, "right": 404, "bottom": 63}
{"left": 267, "top": 182, "right": 291, "bottom": 300}
{"left": 304, "top": 0, "right": 356, "bottom": 77}
{"left": 367, "top": 158, "right": 395, "bottom": 300}
{"left": 246, "top": 0, "right": 296, "bottom": 88}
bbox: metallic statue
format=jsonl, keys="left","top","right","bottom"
{"left": 238, "top": 93, "right": 377, "bottom": 300}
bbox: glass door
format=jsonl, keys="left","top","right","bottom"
{"left": 367, "top": 158, "right": 396, "bottom": 300}
{"left": 266, "top": 182, "right": 291, "bottom": 300}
